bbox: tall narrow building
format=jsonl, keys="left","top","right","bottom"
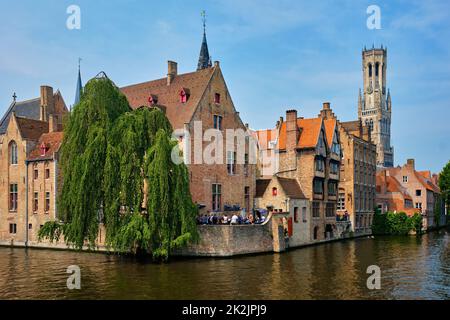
{"left": 358, "top": 47, "right": 394, "bottom": 167}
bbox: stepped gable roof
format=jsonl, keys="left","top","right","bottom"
{"left": 27, "top": 131, "right": 64, "bottom": 161}
{"left": 0, "top": 98, "right": 41, "bottom": 135}
{"left": 15, "top": 116, "right": 49, "bottom": 141}
{"left": 120, "top": 67, "right": 215, "bottom": 130}
{"left": 277, "top": 117, "right": 323, "bottom": 150}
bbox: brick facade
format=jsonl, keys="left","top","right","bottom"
{"left": 0, "top": 87, "right": 67, "bottom": 245}
{"left": 376, "top": 159, "right": 445, "bottom": 230}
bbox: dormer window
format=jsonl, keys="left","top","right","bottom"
{"left": 148, "top": 94, "right": 158, "bottom": 105}
{"left": 40, "top": 143, "right": 48, "bottom": 156}
{"left": 179, "top": 88, "right": 190, "bottom": 103}
{"left": 214, "top": 93, "right": 221, "bottom": 104}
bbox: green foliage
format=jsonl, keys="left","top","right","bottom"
{"left": 372, "top": 211, "right": 423, "bottom": 235}
{"left": 439, "top": 161, "right": 450, "bottom": 211}
{"left": 39, "top": 75, "right": 198, "bottom": 261}
{"left": 38, "top": 221, "right": 65, "bottom": 243}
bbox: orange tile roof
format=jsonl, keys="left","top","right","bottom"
{"left": 277, "top": 117, "right": 323, "bottom": 150}
{"left": 323, "top": 119, "right": 336, "bottom": 148}
{"left": 16, "top": 116, "right": 49, "bottom": 141}
{"left": 415, "top": 171, "right": 440, "bottom": 193}
{"left": 120, "top": 67, "right": 215, "bottom": 130}
{"left": 418, "top": 171, "right": 431, "bottom": 179}
{"left": 376, "top": 173, "right": 412, "bottom": 200}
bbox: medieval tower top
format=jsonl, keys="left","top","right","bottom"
{"left": 358, "top": 46, "right": 394, "bottom": 167}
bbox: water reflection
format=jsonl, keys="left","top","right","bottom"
{"left": 0, "top": 228, "right": 448, "bottom": 300}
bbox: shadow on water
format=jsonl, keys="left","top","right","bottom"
{"left": 0, "top": 227, "right": 448, "bottom": 300}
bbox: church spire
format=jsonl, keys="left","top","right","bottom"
{"left": 74, "top": 58, "right": 83, "bottom": 106}
{"left": 197, "top": 10, "right": 212, "bottom": 71}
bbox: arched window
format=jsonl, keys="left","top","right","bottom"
{"left": 9, "top": 141, "right": 18, "bottom": 165}
{"left": 313, "top": 226, "right": 319, "bottom": 240}
{"left": 368, "top": 63, "right": 373, "bottom": 77}
{"left": 369, "top": 119, "right": 374, "bottom": 132}
{"left": 375, "top": 62, "right": 380, "bottom": 77}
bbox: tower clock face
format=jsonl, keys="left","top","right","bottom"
{"left": 366, "top": 86, "right": 373, "bottom": 94}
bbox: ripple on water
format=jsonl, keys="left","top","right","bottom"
{"left": 0, "top": 228, "right": 449, "bottom": 300}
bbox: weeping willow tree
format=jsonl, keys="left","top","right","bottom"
{"left": 39, "top": 73, "right": 198, "bottom": 261}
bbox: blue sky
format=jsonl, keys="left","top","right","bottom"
{"left": 0, "top": 0, "right": 449, "bottom": 172}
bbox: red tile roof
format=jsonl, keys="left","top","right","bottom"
{"left": 376, "top": 173, "right": 412, "bottom": 200}
{"left": 120, "top": 67, "right": 215, "bottom": 129}
{"left": 277, "top": 117, "right": 323, "bottom": 150}
{"left": 27, "top": 131, "right": 64, "bottom": 161}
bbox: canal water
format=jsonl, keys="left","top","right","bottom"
{"left": 0, "top": 227, "right": 449, "bottom": 300}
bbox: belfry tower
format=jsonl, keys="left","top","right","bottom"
{"left": 358, "top": 46, "right": 394, "bottom": 167}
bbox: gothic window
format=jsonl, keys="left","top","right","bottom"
{"left": 368, "top": 63, "right": 373, "bottom": 78}
{"left": 375, "top": 62, "right": 380, "bottom": 77}
{"left": 9, "top": 141, "right": 18, "bottom": 165}
{"left": 369, "top": 119, "right": 374, "bottom": 132}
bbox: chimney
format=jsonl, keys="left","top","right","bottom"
{"left": 323, "top": 102, "right": 330, "bottom": 110}
{"left": 167, "top": 61, "right": 178, "bottom": 86}
{"left": 407, "top": 159, "right": 415, "bottom": 169}
{"left": 48, "top": 114, "right": 57, "bottom": 133}
{"left": 286, "top": 109, "right": 298, "bottom": 150}
{"left": 40, "top": 85, "right": 54, "bottom": 122}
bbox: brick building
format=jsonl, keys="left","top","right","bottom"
{"left": 0, "top": 86, "right": 68, "bottom": 245}
{"left": 255, "top": 105, "right": 342, "bottom": 241}
{"left": 255, "top": 176, "right": 310, "bottom": 246}
{"left": 376, "top": 159, "right": 445, "bottom": 230}
{"left": 120, "top": 30, "right": 256, "bottom": 215}
{"left": 318, "top": 103, "right": 376, "bottom": 234}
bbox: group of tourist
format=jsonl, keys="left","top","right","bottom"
{"left": 197, "top": 211, "right": 267, "bottom": 226}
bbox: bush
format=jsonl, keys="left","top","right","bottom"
{"left": 372, "top": 211, "right": 422, "bottom": 235}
